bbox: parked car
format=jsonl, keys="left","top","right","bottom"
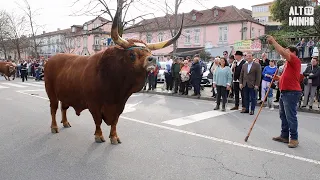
{"left": 201, "top": 62, "right": 212, "bottom": 87}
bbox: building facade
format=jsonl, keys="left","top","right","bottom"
{"left": 251, "top": 1, "right": 281, "bottom": 26}
{"left": 123, "top": 6, "right": 265, "bottom": 59}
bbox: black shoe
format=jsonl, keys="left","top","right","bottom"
{"left": 250, "top": 111, "right": 254, "bottom": 115}
{"left": 221, "top": 105, "right": 226, "bottom": 111}
{"left": 214, "top": 106, "right": 220, "bottom": 110}
{"left": 309, "top": 106, "right": 312, "bottom": 110}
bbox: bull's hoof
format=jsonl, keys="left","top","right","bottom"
{"left": 63, "top": 122, "right": 71, "bottom": 128}
{"left": 110, "top": 137, "right": 121, "bottom": 145}
{"left": 95, "top": 135, "right": 105, "bottom": 143}
{"left": 51, "top": 127, "right": 59, "bottom": 133}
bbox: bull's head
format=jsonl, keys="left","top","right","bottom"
{"left": 6, "top": 64, "right": 16, "bottom": 73}
{"left": 111, "top": 5, "right": 183, "bottom": 72}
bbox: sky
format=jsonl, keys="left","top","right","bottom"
{"left": 0, "top": 0, "right": 272, "bottom": 34}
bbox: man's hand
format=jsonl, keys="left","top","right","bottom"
{"left": 266, "top": 35, "right": 275, "bottom": 45}
{"left": 227, "top": 85, "right": 231, "bottom": 90}
{"left": 273, "top": 75, "right": 280, "bottom": 81}
{"left": 240, "top": 84, "right": 243, "bottom": 89}
{"left": 213, "top": 83, "right": 216, "bottom": 88}
{"left": 254, "top": 85, "right": 259, "bottom": 90}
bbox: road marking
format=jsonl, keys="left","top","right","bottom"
{"left": 19, "top": 82, "right": 43, "bottom": 87}
{"left": 2, "top": 82, "right": 27, "bottom": 88}
{"left": 16, "top": 90, "right": 49, "bottom": 100}
{"left": 0, "top": 85, "right": 9, "bottom": 89}
{"left": 18, "top": 89, "right": 45, "bottom": 92}
{"left": 121, "top": 116, "right": 320, "bottom": 165}
{"left": 162, "top": 110, "right": 229, "bottom": 126}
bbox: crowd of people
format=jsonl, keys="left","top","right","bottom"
{"left": 143, "top": 35, "right": 320, "bottom": 148}
{"left": 1, "top": 59, "right": 45, "bottom": 81}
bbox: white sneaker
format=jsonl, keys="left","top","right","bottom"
{"left": 265, "top": 106, "right": 269, "bottom": 109}
{"left": 270, "top": 108, "right": 274, "bottom": 110}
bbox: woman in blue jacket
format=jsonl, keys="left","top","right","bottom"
{"left": 261, "top": 60, "right": 277, "bottom": 101}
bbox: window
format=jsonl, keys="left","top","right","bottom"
{"left": 192, "top": 14, "right": 196, "bottom": 20}
{"left": 94, "top": 36, "right": 100, "bottom": 45}
{"left": 158, "top": 32, "right": 164, "bottom": 42}
{"left": 146, "top": 33, "right": 152, "bottom": 43}
{"left": 83, "top": 36, "right": 87, "bottom": 48}
{"left": 83, "top": 24, "right": 88, "bottom": 31}
{"left": 77, "top": 37, "right": 81, "bottom": 47}
{"left": 214, "top": 10, "right": 218, "bottom": 17}
{"left": 194, "top": 29, "right": 200, "bottom": 44}
{"left": 251, "top": 27, "right": 255, "bottom": 38}
{"left": 218, "top": 26, "right": 228, "bottom": 42}
{"left": 71, "top": 27, "right": 76, "bottom": 33}
{"left": 185, "top": 30, "right": 190, "bottom": 44}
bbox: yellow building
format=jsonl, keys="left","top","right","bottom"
{"left": 251, "top": 1, "right": 281, "bottom": 26}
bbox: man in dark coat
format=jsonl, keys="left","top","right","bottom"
{"left": 190, "top": 54, "right": 202, "bottom": 97}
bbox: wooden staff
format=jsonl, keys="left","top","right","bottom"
{"left": 244, "top": 68, "right": 279, "bottom": 142}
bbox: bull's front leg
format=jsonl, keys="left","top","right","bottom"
{"left": 89, "top": 108, "right": 105, "bottom": 143}
{"left": 109, "top": 116, "right": 121, "bottom": 145}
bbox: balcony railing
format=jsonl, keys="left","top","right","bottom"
{"left": 92, "top": 44, "right": 101, "bottom": 51}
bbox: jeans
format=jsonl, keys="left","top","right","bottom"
{"left": 244, "top": 85, "right": 257, "bottom": 112}
{"left": 279, "top": 91, "right": 301, "bottom": 140}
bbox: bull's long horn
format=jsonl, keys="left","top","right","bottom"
{"left": 111, "top": 5, "right": 130, "bottom": 48}
{"left": 146, "top": 13, "right": 184, "bottom": 50}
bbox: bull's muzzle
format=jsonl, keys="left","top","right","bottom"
{"left": 147, "top": 56, "right": 156, "bottom": 62}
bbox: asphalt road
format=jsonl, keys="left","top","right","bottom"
{"left": 0, "top": 77, "right": 320, "bottom": 180}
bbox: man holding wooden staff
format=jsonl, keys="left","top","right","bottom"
{"left": 267, "top": 35, "right": 302, "bottom": 148}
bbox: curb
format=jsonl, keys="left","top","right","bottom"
{"left": 140, "top": 90, "right": 320, "bottom": 115}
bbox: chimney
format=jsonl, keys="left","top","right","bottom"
{"left": 43, "top": 31, "right": 45, "bottom": 34}
{"left": 132, "top": 19, "right": 135, "bottom": 25}
{"left": 57, "top": 28, "right": 60, "bottom": 31}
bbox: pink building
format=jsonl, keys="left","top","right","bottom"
{"left": 68, "top": 17, "right": 112, "bottom": 56}
{"left": 123, "top": 6, "right": 265, "bottom": 59}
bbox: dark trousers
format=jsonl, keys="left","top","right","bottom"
{"left": 21, "top": 70, "right": 27, "bottom": 82}
{"left": 148, "top": 74, "right": 155, "bottom": 90}
{"left": 180, "top": 80, "right": 189, "bottom": 95}
{"left": 154, "top": 75, "right": 158, "bottom": 88}
{"left": 233, "top": 82, "right": 244, "bottom": 108}
{"left": 279, "top": 91, "right": 301, "bottom": 140}
{"left": 173, "top": 76, "right": 181, "bottom": 93}
{"left": 165, "top": 73, "right": 173, "bottom": 91}
{"left": 244, "top": 85, "right": 257, "bottom": 112}
{"left": 192, "top": 78, "right": 201, "bottom": 95}
{"left": 275, "top": 89, "right": 280, "bottom": 101}
{"left": 216, "top": 85, "right": 227, "bottom": 107}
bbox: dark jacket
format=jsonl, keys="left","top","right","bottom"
{"left": 307, "top": 65, "right": 320, "bottom": 87}
{"left": 303, "top": 65, "right": 320, "bottom": 86}
{"left": 190, "top": 62, "right": 202, "bottom": 80}
{"left": 233, "top": 60, "right": 246, "bottom": 81}
{"left": 171, "top": 62, "right": 181, "bottom": 78}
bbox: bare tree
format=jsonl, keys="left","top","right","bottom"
{"left": 59, "top": 35, "right": 79, "bottom": 53}
{"left": 71, "top": 0, "right": 154, "bottom": 36}
{"left": 17, "top": 0, "right": 44, "bottom": 58}
{"left": 7, "top": 12, "right": 28, "bottom": 60}
{"left": 0, "top": 10, "right": 11, "bottom": 59}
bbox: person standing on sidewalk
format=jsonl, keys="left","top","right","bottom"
{"left": 171, "top": 58, "right": 182, "bottom": 94}
{"left": 230, "top": 51, "right": 246, "bottom": 111}
{"left": 239, "top": 52, "right": 261, "bottom": 115}
{"left": 180, "top": 60, "right": 191, "bottom": 95}
{"left": 213, "top": 57, "right": 232, "bottom": 111}
{"left": 267, "top": 35, "right": 302, "bottom": 148}
{"left": 261, "top": 60, "right": 277, "bottom": 102}
{"left": 190, "top": 54, "right": 202, "bottom": 97}
{"left": 302, "top": 57, "right": 320, "bottom": 109}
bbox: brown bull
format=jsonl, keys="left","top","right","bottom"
{"left": 44, "top": 7, "right": 184, "bottom": 144}
{"left": 0, "top": 61, "right": 16, "bottom": 81}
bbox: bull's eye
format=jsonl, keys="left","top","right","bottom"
{"left": 147, "top": 56, "right": 154, "bottom": 62}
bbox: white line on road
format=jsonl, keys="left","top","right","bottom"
{"left": 16, "top": 89, "right": 320, "bottom": 166}
{"left": 0, "top": 85, "right": 9, "bottom": 89}
{"left": 18, "top": 89, "right": 45, "bottom": 92}
{"left": 19, "top": 82, "right": 43, "bottom": 87}
{"left": 162, "top": 110, "right": 230, "bottom": 126}
{"left": 121, "top": 116, "right": 320, "bottom": 165}
{"left": 16, "top": 90, "right": 49, "bottom": 100}
{"left": 2, "top": 82, "right": 27, "bottom": 88}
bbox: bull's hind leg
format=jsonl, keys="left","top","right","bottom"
{"left": 50, "top": 99, "right": 59, "bottom": 133}
{"left": 60, "top": 102, "right": 71, "bottom": 128}
{"left": 109, "top": 116, "right": 121, "bottom": 145}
